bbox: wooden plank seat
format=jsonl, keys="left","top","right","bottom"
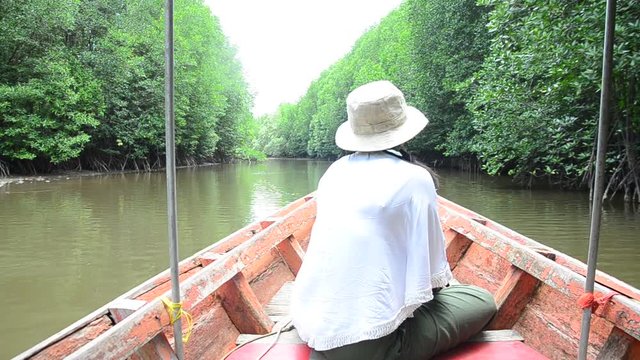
{"left": 230, "top": 282, "right": 549, "bottom": 359}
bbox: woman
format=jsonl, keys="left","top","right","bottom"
{"left": 290, "top": 80, "right": 496, "bottom": 360}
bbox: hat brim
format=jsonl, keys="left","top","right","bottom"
{"left": 335, "top": 106, "right": 429, "bottom": 152}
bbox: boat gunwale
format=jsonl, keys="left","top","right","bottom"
{"left": 12, "top": 195, "right": 313, "bottom": 360}
{"left": 14, "top": 194, "right": 640, "bottom": 359}
{"left": 438, "top": 200, "right": 640, "bottom": 341}
{"left": 61, "top": 197, "right": 316, "bottom": 360}
{"left": 438, "top": 197, "right": 640, "bottom": 301}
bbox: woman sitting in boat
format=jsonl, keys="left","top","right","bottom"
{"left": 290, "top": 80, "right": 497, "bottom": 360}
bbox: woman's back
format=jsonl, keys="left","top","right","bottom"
{"left": 290, "top": 81, "right": 495, "bottom": 360}
{"left": 291, "top": 152, "right": 451, "bottom": 351}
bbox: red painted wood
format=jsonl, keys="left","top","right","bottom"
{"left": 62, "top": 199, "right": 316, "bottom": 360}
{"left": 451, "top": 242, "right": 511, "bottom": 294}
{"left": 217, "top": 272, "right": 274, "bottom": 334}
{"left": 135, "top": 266, "right": 202, "bottom": 302}
{"left": 292, "top": 212, "right": 315, "bottom": 250}
{"left": 597, "top": 326, "right": 638, "bottom": 360}
{"left": 18, "top": 194, "right": 640, "bottom": 360}
{"left": 438, "top": 204, "right": 640, "bottom": 341}
{"left": 488, "top": 266, "right": 540, "bottom": 330}
{"left": 554, "top": 256, "right": 640, "bottom": 301}
{"left": 109, "top": 300, "right": 178, "bottom": 360}
{"left": 226, "top": 343, "right": 312, "bottom": 360}
{"left": 513, "top": 284, "right": 614, "bottom": 359}
{"left": 248, "top": 255, "right": 295, "bottom": 306}
{"left": 31, "top": 317, "right": 113, "bottom": 359}
{"left": 435, "top": 341, "right": 548, "bottom": 360}
{"left": 438, "top": 196, "right": 640, "bottom": 302}
{"left": 276, "top": 237, "right": 304, "bottom": 276}
{"left": 445, "top": 231, "right": 472, "bottom": 270}
{"left": 197, "top": 252, "right": 224, "bottom": 266}
{"left": 184, "top": 298, "right": 239, "bottom": 360}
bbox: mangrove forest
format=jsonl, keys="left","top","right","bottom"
{"left": 1, "top": 0, "right": 639, "bottom": 202}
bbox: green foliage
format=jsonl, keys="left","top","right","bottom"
{"left": 0, "top": 52, "right": 102, "bottom": 164}
{"left": 0, "top": 0, "right": 257, "bottom": 173}
{"left": 257, "top": 0, "right": 639, "bottom": 198}
{"left": 256, "top": 5, "right": 419, "bottom": 159}
{"left": 257, "top": 0, "right": 489, "bottom": 159}
{"left": 471, "top": 0, "right": 639, "bottom": 191}
{"left": 406, "top": 0, "right": 490, "bottom": 156}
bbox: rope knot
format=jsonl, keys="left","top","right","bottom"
{"left": 162, "top": 297, "right": 194, "bottom": 343}
{"left": 577, "top": 292, "right": 617, "bottom": 313}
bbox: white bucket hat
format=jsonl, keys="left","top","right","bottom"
{"left": 335, "top": 80, "right": 429, "bottom": 152}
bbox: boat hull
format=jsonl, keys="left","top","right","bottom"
{"left": 13, "top": 194, "right": 640, "bottom": 360}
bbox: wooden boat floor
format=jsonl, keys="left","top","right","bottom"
{"left": 234, "top": 281, "right": 548, "bottom": 359}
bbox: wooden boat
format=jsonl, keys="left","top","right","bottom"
{"left": 14, "top": 194, "right": 640, "bottom": 360}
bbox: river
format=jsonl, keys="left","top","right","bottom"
{"left": 1, "top": 159, "right": 638, "bottom": 358}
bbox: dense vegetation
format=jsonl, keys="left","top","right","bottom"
{"left": 257, "top": 0, "right": 640, "bottom": 202}
{"left": 2, "top": 0, "right": 638, "bottom": 201}
{"left": 0, "top": 0, "right": 259, "bottom": 175}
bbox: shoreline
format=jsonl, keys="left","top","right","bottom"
{"left": 0, "top": 158, "right": 325, "bottom": 188}
{"left": 0, "top": 162, "right": 223, "bottom": 188}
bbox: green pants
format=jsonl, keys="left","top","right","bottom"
{"left": 321, "top": 285, "right": 497, "bottom": 360}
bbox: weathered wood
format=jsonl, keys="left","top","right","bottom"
{"left": 63, "top": 199, "right": 316, "bottom": 360}
{"left": 29, "top": 316, "right": 113, "bottom": 360}
{"left": 596, "top": 327, "right": 637, "bottom": 360}
{"left": 512, "top": 283, "right": 614, "bottom": 360}
{"left": 439, "top": 196, "right": 640, "bottom": 302}
{"left": 17, "top": 193, "right": 640, "bottom": 360}
{"left": 244, "top": 250, "right": 295, "bottom": 305}
{"left": 438, "top": 203, "right": 640, "bottom": 341}
{"left": 16, "top": 197, "right": 311, "bottom": 360}
{"left": 109, "top": 299, "right": 147, "bottom": 322}
{"left": 276, "top": 236, "right": 304, "bottom": 276}
{"left": 444, "top": 228, "right": 459, "bottom": 244}
{"left": 260, "top": 217, "right": 283, "bottom": 230}
{"left": 264, "top": 281, "right": 294, "bottom": 320}
{"left": 197, "top": 252, "right": 224, "bottom": 267}
{"left": 555, "top": 256, "right": 640, "bottom": 301}
{"left": 135, "top": 266, "right": 203, "bottom": 302}
{"left": 468, "top": 330, "right": 524, "bottom": 342}
{"left": 218, "top": 272, "right": 274, "bottom": 334}
{"left": 445, "top": 230, "right": 473, "bottom": 270}
{"left": 109, "top": 299, "right": 178, "bottom": 360}
{"left": 487, "top": 266, "right": 540, "bottom": 330}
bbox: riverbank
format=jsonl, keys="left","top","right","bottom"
{"left": 0, "top": 171, "right": 101, "bottom": 188}
{"left": 0, "top": 163, "right": 227, "bottom": 188}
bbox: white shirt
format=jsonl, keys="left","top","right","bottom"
{"left": 290, "top": 152, "right": 452, "bottom": 351}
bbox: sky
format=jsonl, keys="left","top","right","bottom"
{"left": 204, "top": 0, "right": 403, "bottom": 116}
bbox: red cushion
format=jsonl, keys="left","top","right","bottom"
{"left": 434, "top": 341, "right": 548, "bottom": 360}
{"left": 226, "top": 343, "right": 312, "bottom": 360}
{"left": 227, "top": 340, "right": 548, "bottom": 360}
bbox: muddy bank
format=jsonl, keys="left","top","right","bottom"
{"left": 0, "top": 163, "right": 229, "bottom": 188}
{"left": 0, "top": 171, "right": 105, "bottom": 188}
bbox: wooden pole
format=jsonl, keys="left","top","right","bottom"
{"left": 578, "top": 0, "right": 616, "bottom": 358}
{"left": 164, "top": 0, "right": 184, "bottom": 358}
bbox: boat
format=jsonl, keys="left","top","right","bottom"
{"left": 13, "top": 193, "right": 640, "bottom": 360}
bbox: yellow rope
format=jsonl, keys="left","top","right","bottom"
{"left": 161, "top": 297, "right": 194, "bottom": 343}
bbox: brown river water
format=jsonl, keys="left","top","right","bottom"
{"left": 1, "top": 159, "right": 638, "bottom": 358}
